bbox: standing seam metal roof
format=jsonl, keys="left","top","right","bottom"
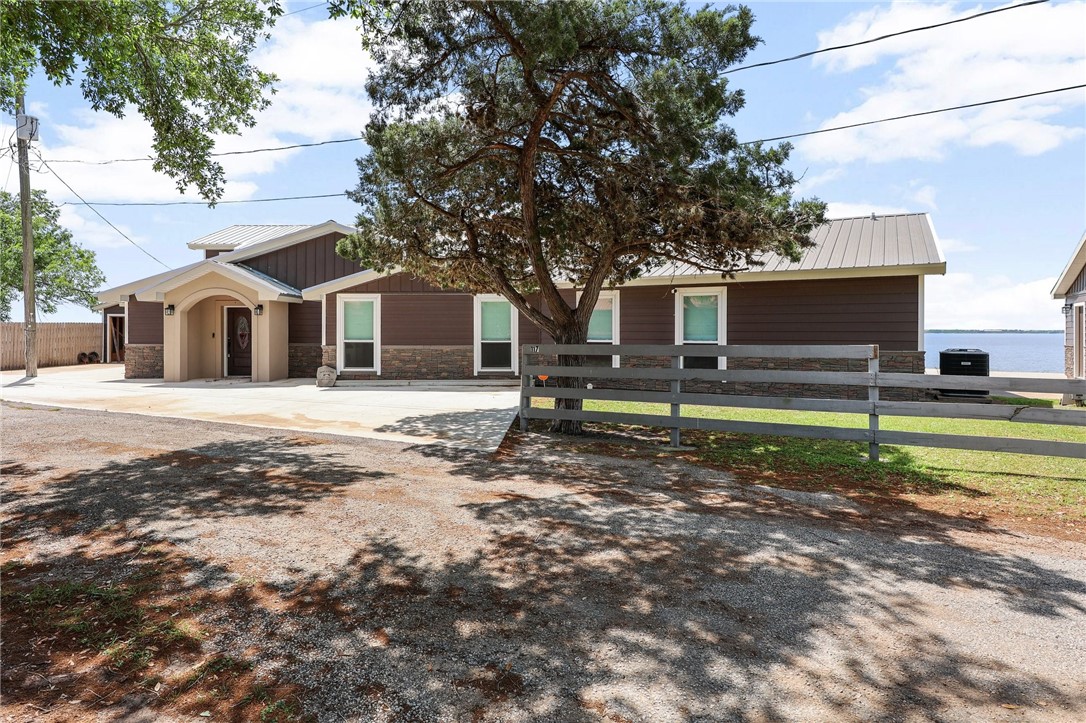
{"left": 639, "top": 213, "right": 943, "bottom": 278}
{"left": 186, "top": 224, "right": 312, "bottom": 250}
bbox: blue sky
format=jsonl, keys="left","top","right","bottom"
{"left": 3, "top": 0, "right": 1084, "bottom": 329}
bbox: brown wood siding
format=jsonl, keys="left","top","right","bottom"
{"left": 616, "top": 276, "right": 919, "bottom": 350}
{"left": 383, "top": 295, "right": 473, "bottom": 345}
{"left": 127, "top": 300, "right": 164, "bottom": 344}
{"left": 242, "top": 233, "right": 365, "bottom": 290}
{"left": 727, "top": 276, "right": 919, "bottom": 349}
{"left": 1071, "top": 266, "right": 1086, "bottom": 296}
{"left": 103, "top": 304, "right": 123, "bottom": 316}
{"left": 324, "top": 273, "right": 558, "bottom": 347}
{"left": 289, "top": 301, "right": 322, "bottom": 344}
{"left": 619, "top": 286, "right": 676, "bottom": 344}
{"left": 204, "top": 250, "right": 221, "bottom": 259}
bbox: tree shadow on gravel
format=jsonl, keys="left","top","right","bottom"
{"left": 187, "top": 441, "right": 1086, "bottom": 721}
{"left": 3, "top": 435, "right": 386, "bottom": 542}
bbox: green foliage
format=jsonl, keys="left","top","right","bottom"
{"left": 332, "top": 0, "right": 826, "bottom": 340}
{"left": 0, "top": 189, "right": 106, "bottom": 321}
{"left": 1, "top": 0, "right": 280, "bottom": 202}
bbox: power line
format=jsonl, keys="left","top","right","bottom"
{"left": 45, "top": 136, "right": 364, "bottom": 165}
{"left": 66, "top": 192, "right": 349, "bottom": 207}
{"left": 282, "top": 1, "right": 328, "bottom": 17}
{"left": 742, "top": 83, "right": 1086, "bottom": 145}
{"left": 34, "top": 152, "right": 172, "bottom": 269}
{"left": 725, "top": 0, "right": 1050, "bottom": 74}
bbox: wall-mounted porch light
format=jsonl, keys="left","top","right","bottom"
{"left": 164, "top": 304, "right": 175, "bottom": 316}
{"left": 1064, "top": 304, "right": 1074, "bottom": 314}
{"left": 253, "top": 304, "right": 264, "bottom": 316}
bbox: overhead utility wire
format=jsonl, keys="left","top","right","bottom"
{"left": 61, "top": 83, "right": 1086, "bottom": 206}
{"left": 282, "top": 1, "right": 328, "bottom": 17}
{"left": 34, "top": 151, "right": 172, "bottom": 269}
{"left": 44, "top": 1, "right": 1050, "bottom": 169}
{"left": 45, "top": 136, "right": 363, "bottom": 165}
{"left": 724, "top": 0, "right": 1049, "bottom": 74}
{"left": 72, "top": 192, "right": 349, "bottom": 206}
{"left": 742, "top": 83, "right": 1086, "bottom": 145}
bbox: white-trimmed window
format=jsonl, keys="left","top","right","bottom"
{"left": 674, "top": 288, "right": 726, "bottom": 369}
{"left": 337, "top": 294, "right": 381, "bottom": 373}
{"left": 474, "top": 295, "right": 518, "bottom": 374}
{"left": 579, "top": 290, "right": 620, "bottom": 367}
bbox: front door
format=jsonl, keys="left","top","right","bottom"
{"left": 226, "top": 307, "right": 252, "bottom": 377}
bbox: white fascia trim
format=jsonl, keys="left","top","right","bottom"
{"left": 555, "top": 263, "right": 946, "bottom": 289}
{"left": 336, "top": 293, "right": 381, "bottom": 375}
{"left": 473, "top": 294, "right": 519, "bottom": 375}
{"left": 214, "top": 221, "right": 358, "bottom": 264}
{"left": 674, "top": 286, "right": 727, "bottom": 370}
{"left": 132, "top": 261, "right": 301, "bottom": 303}
{"left": 301, "top": 267, "right": 397, "bottom": 300}
{"left": 95, "top": 261, "right": 203, "bottom": 305}
{"left": 1052, "top": 229, "right": 1086, "bottom": 299}
{"left": 924, "top": 213, "right": 947, "bottom": 265}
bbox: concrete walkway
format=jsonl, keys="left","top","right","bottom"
{"left": 0, "top": 365, "right": 519, "bottom": 452}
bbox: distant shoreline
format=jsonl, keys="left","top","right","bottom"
{"left": 926, "top": 329, "right": 1062, "bottom": 334}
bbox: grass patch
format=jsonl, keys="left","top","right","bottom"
{"left": 532, "top": 398, "right": 1086, "bottom": 536}
{"left": 3, "top": 573, "right": 203, "bottom": 671}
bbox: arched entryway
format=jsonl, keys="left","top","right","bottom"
{"left": 182, "top": 293, "right": 254, "bottom": 380}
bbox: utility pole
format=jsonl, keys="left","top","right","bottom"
{"left": 15, "top": 93, "right": 37, "bottom": 377}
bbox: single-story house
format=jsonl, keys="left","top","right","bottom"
{"left": 1052, "top": 229, "right": 1086, "bottom": 401}
{"left": 96, "top": 213, "right": 946, "bottom": 388}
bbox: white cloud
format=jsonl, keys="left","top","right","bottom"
{"left": 6, "top": 14, "right": 373, "bottom": 206}
{"left": 935, "top": 237, "right": 978, "bottom": 254}
{"left": 801, "top": 0, "right": 1086, "bottom": 164}
{"left": 909, "top": 183, "right": 937, "bottom": 210}
{"left": 926, "top": 272, "right": 1063, "bottom": 329}
{"left": 58, "top": 205, "right": 151, "bottom": 251}
{"left": 825, "top": 201, "right": 909, "bottom": 218}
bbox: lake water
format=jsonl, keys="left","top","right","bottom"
{"left": 924, "top": 332, "right": 1064, "bottom": 373}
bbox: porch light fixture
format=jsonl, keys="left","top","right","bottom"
{"left": 1063, "top": 304, "right": 1074, "bottom": 314}
{"left": 164, "top": 304, "right": 175, "bottom": 316}
{"left": 253, "top": 304, "right": 264, "bottom": 316}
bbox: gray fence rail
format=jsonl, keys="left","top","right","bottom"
{"left": 518, "top": 343, "right": 1086, "bottom": 461}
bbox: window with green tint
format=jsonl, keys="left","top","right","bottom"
{"left": 682, "top": 294, "right": 718, "bottom": 342}
{"left": 343, "top": 300, "right": 374, "bottom": 341}
{"left": 587, "top": 297, "right": 614, "bottom": 342}
{"left": 480, "top": 300, "right": 511, "bottom": 341}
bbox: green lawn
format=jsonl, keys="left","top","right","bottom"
{"left": 531, "top": 397, "right": 1086, "bottom": 535}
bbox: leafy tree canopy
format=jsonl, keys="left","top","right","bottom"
{"left": 333, "top": 0, "right": 826, "bottom": 341}
{"left": 1, "top": 190, "right": 107, "bottom": 321}
{"left": 1, "top": 0, "right": 281, "bottom": 202}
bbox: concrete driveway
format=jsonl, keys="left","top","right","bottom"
{"left": 0, "top": 365, "right": 519, "bottom": 452}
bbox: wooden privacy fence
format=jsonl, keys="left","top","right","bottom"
{"left": 1, "top": 322, "right": 102, "bottom": 370}
{"left": 519, "top": 344, "right": 1086, "bottom": 461}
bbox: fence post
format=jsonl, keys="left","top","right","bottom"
{"left": 868, "top": 346, "right": 880, "bottom": 462}
{"left": 519, "top": 346, "right": 531, "bottom": 433}
{"left": 670, "top": 352, "right": 681, "bottom": 447}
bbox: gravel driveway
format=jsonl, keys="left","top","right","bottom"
{"left": 3, "top": 402, "right": 1085, "bottom": 722}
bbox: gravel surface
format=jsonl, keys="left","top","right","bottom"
{"left": 3, "top": 401, "right": 1086, "bottom": 722}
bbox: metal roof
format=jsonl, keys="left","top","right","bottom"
{"left": 186, "top": 224, "right": 312, "bottom": 250}
{"left": 232, "top": 263, "right": 302, "bottom": 298}
{"left": 640, "top": 213, "right": 944, "bottom": 278}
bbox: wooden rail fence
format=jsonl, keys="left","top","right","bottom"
{"left": 1, "top": 322, "right": 103, "bottom": 371}
{"left": 519, "top": 344, "right": 1086, "bottom": 461}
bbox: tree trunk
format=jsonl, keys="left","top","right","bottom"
{"left": 549, "top": 326, "right": 587, "bottom": 435}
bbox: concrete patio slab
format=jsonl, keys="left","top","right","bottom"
{"left": 1, "top": 365, "right": 519, "bottom": 452}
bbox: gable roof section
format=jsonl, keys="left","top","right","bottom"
{"left": 624, "top": 213, "right": 945, "bottom": 285}
{"left": 1052, "top": 229, "right": 1086, "bottom": 299}
{"left": 96, "top": 260, "right": 205, "bottom": 305}
{"left": 187, "top": 224, "right": 312, "bottom": 251}
{"left": 130, "top": 259, "right": 302, "bottom": 303}
{"left": 214, "top": 220, "right": 357, "bottom": 264}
